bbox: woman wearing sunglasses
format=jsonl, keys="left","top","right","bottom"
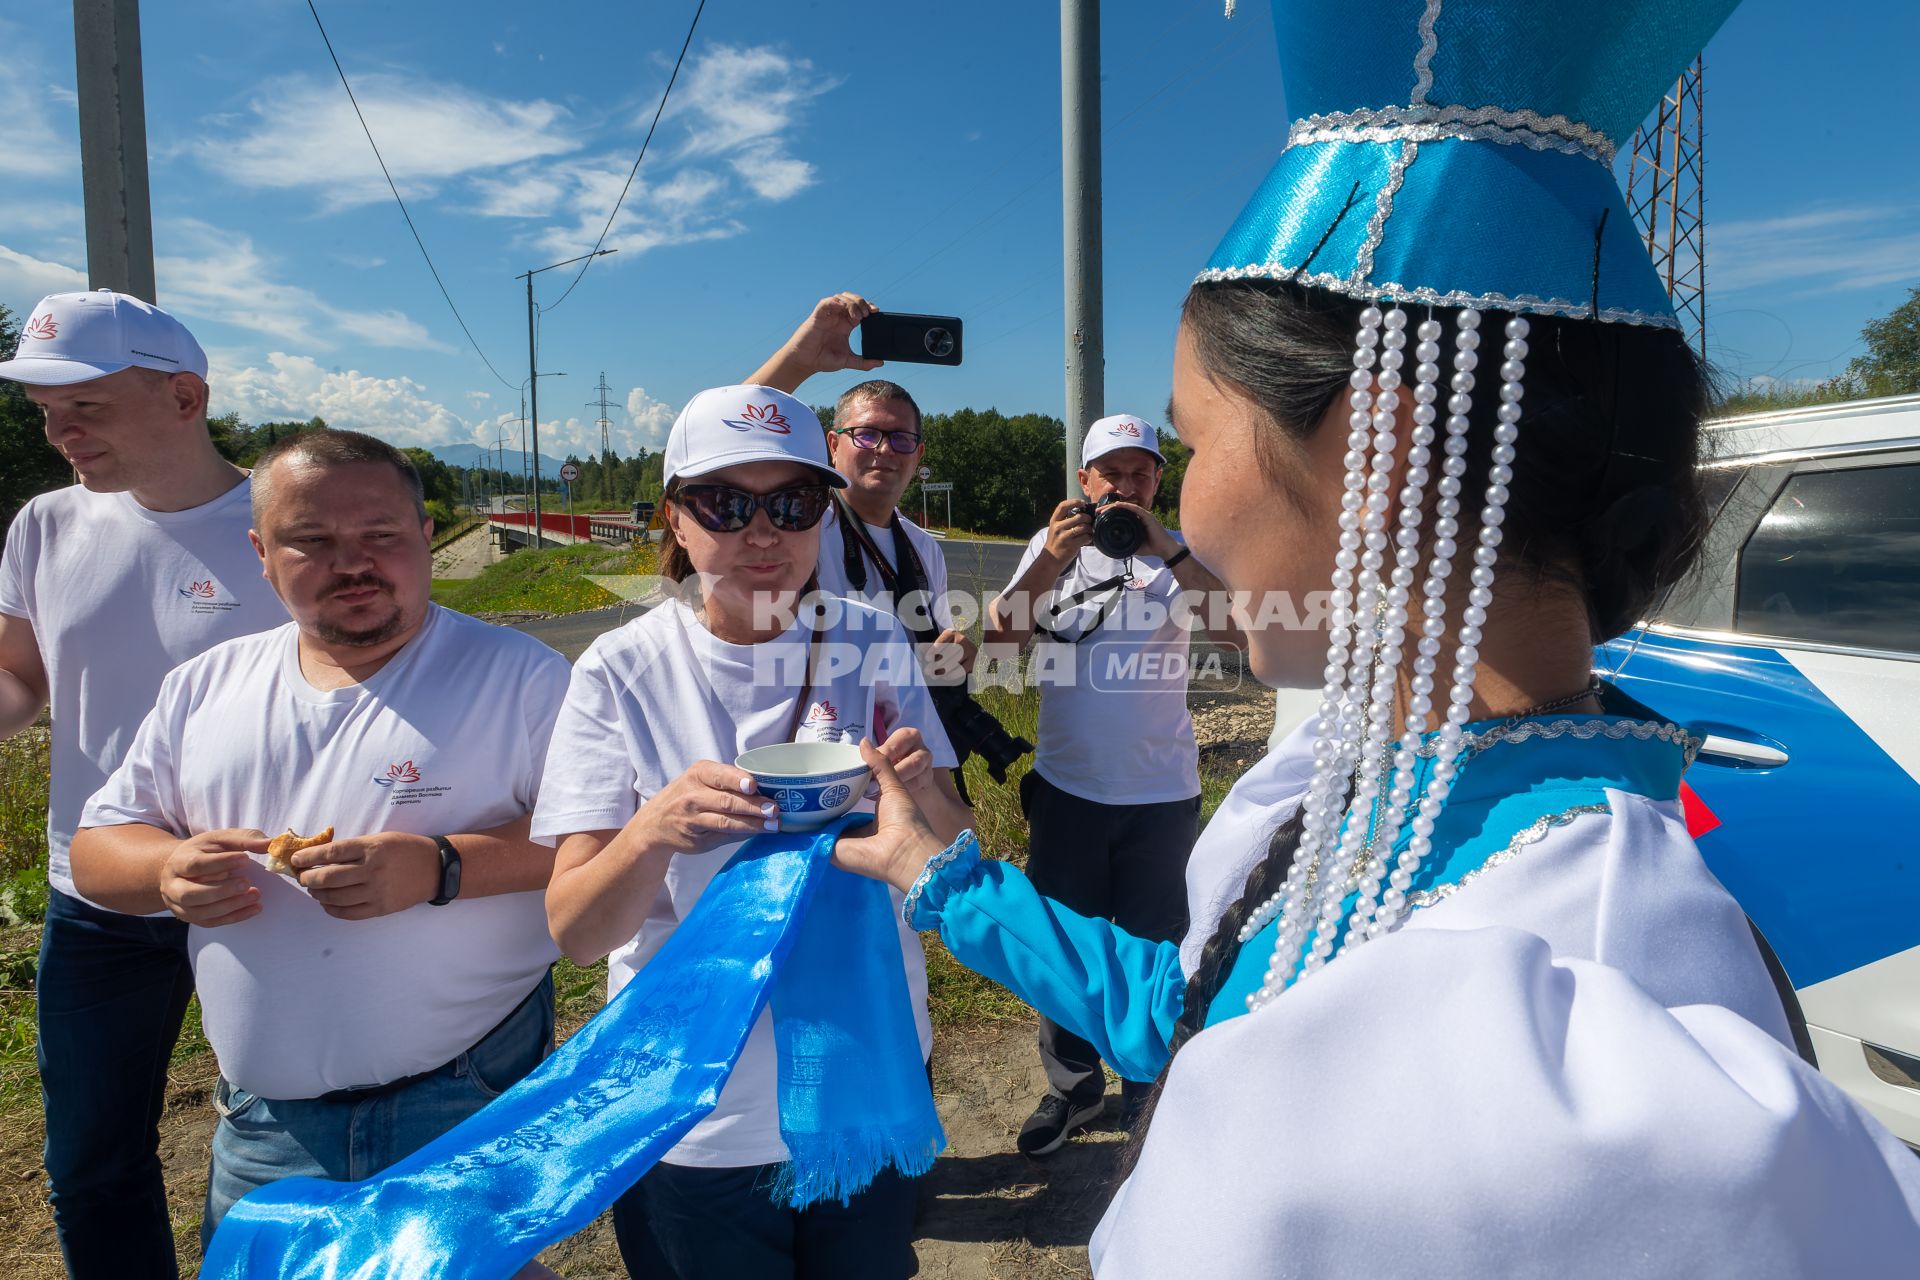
{"left": 533, "top": 384, "right": 964, "bottom": 1279}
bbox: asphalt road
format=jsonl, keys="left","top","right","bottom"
{"left": 510, "top": 537, "right": 1029, "bottom": 662}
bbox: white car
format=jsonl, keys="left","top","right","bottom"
{"left": 1601, "top": 391, "right": 1920, "bottom": 1148}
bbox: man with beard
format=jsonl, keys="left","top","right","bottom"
{"left": 70, "top": 429, "right": 569, "bottom": 1244}
{"left": 0, "top": 289, "right": 289, "bottom": 1275}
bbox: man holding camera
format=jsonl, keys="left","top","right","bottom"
{"left": 751, "top": 294, "right": 1022, "bottom": 791}
{"left": 985, "top": 414, "right": 1236, "bottom": 1154}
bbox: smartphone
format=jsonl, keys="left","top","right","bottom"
{"left": 859, "top": 312, "right": 964, "bottom": 366}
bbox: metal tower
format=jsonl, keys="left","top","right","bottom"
{"left": 1624, "top": 55, "right": 1708, "bottom": 361}
{"left": 588, "top": 372, "right": 618, "bottom": 466}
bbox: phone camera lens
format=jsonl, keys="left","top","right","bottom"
{"left": 923, "top": 327, "right": 955, "bottom": 358}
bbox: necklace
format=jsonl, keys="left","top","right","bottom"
{"left": 1502, "top": 678, "right": 1603, "bottom": 724}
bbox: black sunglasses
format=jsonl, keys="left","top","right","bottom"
{"left": 675, "top": 482, "right": 832, "bottom": 533}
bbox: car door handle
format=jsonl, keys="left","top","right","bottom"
{"left": 1695, "top": 733, "right": 1790, "bottom": 769}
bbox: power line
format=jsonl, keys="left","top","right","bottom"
{"left": 544, "top": 0, "right": 708, "bottom": 312}
{"left": 304, "top": 0, "right": 517, "bottom": 389}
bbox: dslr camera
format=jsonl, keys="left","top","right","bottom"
{"left": 1076, "top": 492, "right": 1147, "bottom": 559}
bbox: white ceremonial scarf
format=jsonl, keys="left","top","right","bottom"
{"left": 1094, "top": 926, "right": 1920, "bottom": 1278}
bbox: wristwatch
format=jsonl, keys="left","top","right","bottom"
{"left": 428, "top": 835, "right": 463, "bottom": 906}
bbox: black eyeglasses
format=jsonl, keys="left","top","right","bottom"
{"left": 834, "top": 426, "right": 922, "bottom": 454}
{"left": 675, "top": 483, "right": 832, "bottom": 533}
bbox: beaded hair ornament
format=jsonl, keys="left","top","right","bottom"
{"left": 1205, "top": 0, "right": 1742, "bottom": 1009}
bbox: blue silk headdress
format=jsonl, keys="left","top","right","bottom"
{"left": 1203, "top": 0, "right": 1746, "bottom": 1009}
{"left": 1208, "top": 0, "right": 1739, "bottom": 326}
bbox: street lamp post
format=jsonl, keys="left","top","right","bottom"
{"left": 517, "top": 250, "right": 615, "bottom": 548}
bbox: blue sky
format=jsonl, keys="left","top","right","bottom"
{"left": 3, "top": 0, "right": 1915, "bottom": 464}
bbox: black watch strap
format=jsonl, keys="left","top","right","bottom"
{"left": 428, "top": 835, "right": 463, "bottom": 906}
{"left": 1163, "top": 545, "right": 1192, "bottom": 570}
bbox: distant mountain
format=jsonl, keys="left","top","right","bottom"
{"left": 431, "top": 443, "right": 573, "bottom": 476}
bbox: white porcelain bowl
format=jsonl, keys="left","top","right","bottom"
{"left": 734, "top": 741, "right": 872, "bottom": 832}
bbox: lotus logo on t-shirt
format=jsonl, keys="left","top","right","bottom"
{"left": 370, "top": 757, "right": 450, "bottom": 807}
{"left": 807, "top": 700, "right": 839, "bottom": 723}
{"left": 373, "top": 760, "right": 422, "bottom": 787}
{"left": 178, "top": 577, "right": 239, "bottom": 615}
{"left": 721, "top": 402, "right": 793, "bottom": 435}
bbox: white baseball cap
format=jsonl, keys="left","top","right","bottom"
{"left": 663, "top": 385, "right": 848, "bottom": 490}
{"left": 1082, "top": 413, "right": 1166, "bottom": 467}
{"left": 0, "top": 289, "right": 208, "bottom": 387}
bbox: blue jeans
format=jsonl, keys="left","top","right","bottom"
{"left": 200, "top": 969, "right": 555, "bottom": 1247}
{"left": 37, "top": 887, "right": 196, "bottom": 1280}
{"left": 612, "top": 1160, "right": 920, "bottom": 1279}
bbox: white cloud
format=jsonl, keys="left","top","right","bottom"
{"left": 155, "top": 218, "right": 453, "bottom": 354}
{"left": 1715, "top": 205, "right": 1920, "bottom": 295}
{"left": 209, "top": 351, "right": 476, "bottom": 447}
{"left": 514, "top": 45, "right": 834, "bottom": 264}
{"left": 626, "top": 387, "right": 675, "bottom": 449}
{"left": 192, "top": 76, "right": 580, "bottom": 212}
{"left": 0, "top": 243, "right": 87, "bottom": 313}
{"left": 0, "top": 44, "right": 77, "bottom": 181}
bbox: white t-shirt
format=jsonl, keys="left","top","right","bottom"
{"left": 531, "top": 594, "right": 957, "bottom": 1168}
{"left": 815, "top": 504, "right": 953, "bottom": 632}
{"left": 0, "top": 478, "right": 288, "bottom": 906}
{"left": 80, "top": 606, "right": 568, "bottom": 1100}
{"left": 1003, "top": 532, "right": 1200, "bottom": 805}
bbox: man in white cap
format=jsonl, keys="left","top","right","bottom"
{"left": 985, "top": 413, "right": 1237, "bottom": 1155}
{"left": 0, "top": 290, "right": 288, "bottom": 1275}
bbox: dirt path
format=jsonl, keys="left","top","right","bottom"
{"left": 433, "top": 522, "right": 500, "bottom": 580}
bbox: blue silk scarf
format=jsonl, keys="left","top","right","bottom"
{"left": 199, "top": 818, "right": 944, "bottom": 1279}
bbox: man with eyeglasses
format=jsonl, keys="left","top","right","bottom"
{"left": 749, "top": 293, "right": 974, "bottom": 684}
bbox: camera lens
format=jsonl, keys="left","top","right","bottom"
{"left": 1092, "top": 505, "right": 1145, "bottom": 558}
{"left": 923, "top": 327, "right": 955, "bottom": 359}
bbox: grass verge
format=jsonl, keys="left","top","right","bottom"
{"left": 431, "top": 541, "right": 657, "bottom": 616}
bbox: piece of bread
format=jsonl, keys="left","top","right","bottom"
{"left": 265, "top": 826, "right": 333, "bottom": 878}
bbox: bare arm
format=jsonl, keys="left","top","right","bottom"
{"left": 0, "top": 612, "right": 48, "bottom": 739}
{"left": 289, "top": 813, "right": 557, "bottom": 921}
{"left": 746, "top": 292, "right": 882, "bottom": 393}
{"left": 71, "top": 823, "right": 270, "bottom": 924}
{"left": 546, "top": 760, "right": 774, "bottom": 966}
{"left": 984, "top": 500, "right": 1092, "bottom": 653}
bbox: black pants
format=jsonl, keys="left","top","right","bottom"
{"left": 612, "top": 1160, "right": 919, "bottom": 1279}
{"left": 1021, "top": 771, "right": 1199, "bottom": 1104}
{"left": 37, "top": 888, "right": 195, "bottom": 1279}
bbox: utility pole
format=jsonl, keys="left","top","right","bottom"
{"left": 589, "top": 373, "right": 618, "bottom": 469}
{"left": 517, "top": 250, "right": 611, "bottom": 548}
{"left": 1061, "top": 0, "right": 1104, "bottom": 499}
{"left": 73, "top": 0, "right": 157, "bottom": 301}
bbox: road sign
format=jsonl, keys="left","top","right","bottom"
{"left": 559, "top": 463, "right": 580, "bottom": 482}
{"left": 918, "top": 466, "right": 931, "bottom": 480}
{"left": 923, "top": 481, "right": 954, "bottom": 493}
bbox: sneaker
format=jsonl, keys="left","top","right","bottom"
{"left": 1017, "top": 1093, "right": 1105, "bottom": 1157}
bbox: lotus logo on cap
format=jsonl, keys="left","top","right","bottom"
{"left": 1112, "top": 420, "right": 1141, "bottom": 437}
{"left": 24, "top": 313, "right": 58, "bottom": 341}
{"left": 723, "top": 403, "right": 793, "bottom": 435}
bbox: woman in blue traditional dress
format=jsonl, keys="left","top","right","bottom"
{"left": 835, "top": 1, "right": 1920, "bottom": 1273}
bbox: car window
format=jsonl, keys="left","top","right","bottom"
{"left": 1734, "top": 462, "right": 1920, "bottom": 654}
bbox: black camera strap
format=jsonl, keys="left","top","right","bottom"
{"left": 1032, "top": 551, "right": 1133, "bottom": 646}
{"left": 834, "top": 496, "right": 943, "bottom": 647}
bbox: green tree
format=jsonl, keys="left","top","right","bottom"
{"left": 907, "top": 408, "right": 1065, "bottom": 535}
{"left": 0, "top": 304, "right": 73, "bottom": 532}
{"left": 1845, "top": 285, "right": 1920, "bottom": 399}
